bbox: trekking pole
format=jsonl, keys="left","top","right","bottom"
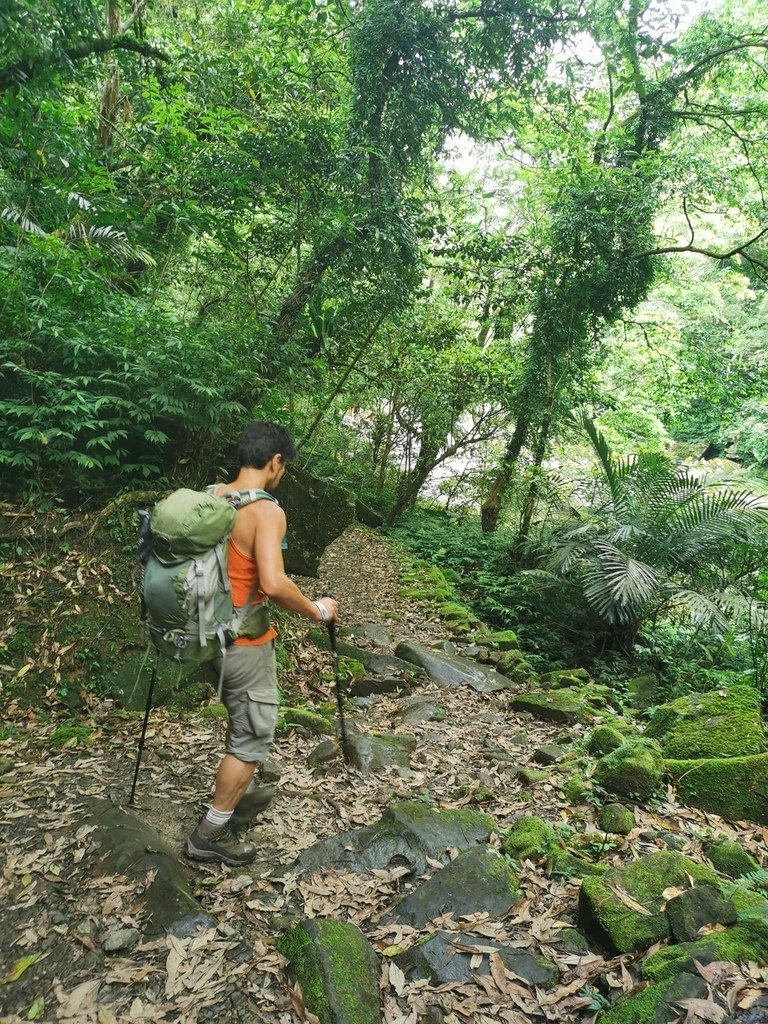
{"left": 128, "top": 650, "right": 159, "bottom": 805}
{"left": 322, "top": 590, "right": 351, "bottom": 764}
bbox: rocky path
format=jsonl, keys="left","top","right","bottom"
{"left": 1, "top": 527, "right": 767, "bottom": 1024}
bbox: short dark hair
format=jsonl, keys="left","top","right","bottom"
{"left": 238, "top": 421, "right": 297, "bottom": 469}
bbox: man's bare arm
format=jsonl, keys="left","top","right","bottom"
{"left": 253, "top": 503, "right": 337, "bottom": 621}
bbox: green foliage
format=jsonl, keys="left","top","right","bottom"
{"left": 531, "top": 419, "right": 768, "bottom": 649}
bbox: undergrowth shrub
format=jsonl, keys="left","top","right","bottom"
{"left": 0, "top": 240, "right": 262, "bottom": 497}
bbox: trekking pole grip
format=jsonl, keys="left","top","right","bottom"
{"left": 322, "top": 589, "right": 336, "bottom": 646}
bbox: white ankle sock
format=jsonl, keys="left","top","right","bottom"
{"left": 205, "top": 806, "right": 233, "bottom": 828}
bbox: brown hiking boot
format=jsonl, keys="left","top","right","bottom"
{"left": 230, "top": 783, "right": 276, "bottom": 831}
{"left": 184, "top": 818, "right": 256, "bottom": 866}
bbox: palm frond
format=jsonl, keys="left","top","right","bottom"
{"left": 664, "top": 588, "right": 731, "bottom": 635}
{"left": 579, "top": 542, "right": 659, "bottom": 624}
{"left": 1, "top": 206, "right": 46, "bottom": 236}
{"left": 578, "top": 415, "right": 634, "bottom": 515}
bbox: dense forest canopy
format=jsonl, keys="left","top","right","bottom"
{"left": 2, "top": 0, "right": 767, "bottom": 677}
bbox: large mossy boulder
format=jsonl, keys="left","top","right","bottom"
{"left": 510, "top": 689, "right": 589, "bottom": 724}
{"left": 392, "top": 848, "right": 520, "bottom": 927}
{"left": 294, "top": 801, "right": 495, "bottom": 875}
{"left": 578, "top": 850, "right": 720, "bottom": 954}
{"left": 394, "top": 931, "right": 558, "bottom": 987}
{"left": 81, "top": 798, "right": 215, "bottom": 937}
{"left": 665, "top": 753, "right": 768, "bottom": 824}
{"left": 276, "top": 918, "right": 381, "bottom": 1024}
{"left": 645, "top": 684, "right": 765, "bottom": 760}
{"left": 593, "top": 738, "right": 664, "bottom": 801}
{"left": 275, "top": 467, "right": 356, "bottom": 577}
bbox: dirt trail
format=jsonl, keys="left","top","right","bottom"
{"left": 1, "top": 527, "right": 765, "bottom": 1024}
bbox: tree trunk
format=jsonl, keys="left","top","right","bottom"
{"left": 480, "top": 413, "right": 529, "bottom": 532}
{"left": 516, "top": 412, "right": 552, "bottom": 546}
{"left": 273, "top": 233, "right": 354, "bottom": 342}
{"left": 385, "top": 437, "right": 441, "bottom": 524}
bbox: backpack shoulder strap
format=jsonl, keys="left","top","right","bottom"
{"left": 224, "top": 488, "right": 280, "bottom": 510}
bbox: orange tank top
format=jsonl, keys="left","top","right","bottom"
{"left": 228, "top": 539, "right": 277, "bottom": 647}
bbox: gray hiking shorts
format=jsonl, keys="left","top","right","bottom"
{"left": 206, "top": 642, "right": 279, "bottom": 763}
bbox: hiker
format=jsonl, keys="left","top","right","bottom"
{"left": 184, "top": 421, "right": 338, "bottom": 866}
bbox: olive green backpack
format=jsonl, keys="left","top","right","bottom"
{"left": 140, "top": 487, "right": 277, "bottom": 687}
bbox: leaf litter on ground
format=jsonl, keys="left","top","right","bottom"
{"left": 2, "top": 527, "right": 767, "bottom": 1023}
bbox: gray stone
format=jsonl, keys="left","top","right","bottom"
{"left": 599, "top": 973, "right": 708, "bottom": 1024}
{"left": 276, "top": 918, "right": 381, "bottom": 1024}
{"left": 308, "top": 739, "right": 339, "bottom": 767}
{"left": 666, "top": 884, "right": 737, "bottom": 943}
{"left": 433, "top": 641, "right": 457, "bottom": 656}
{"left": 393, "top": 699, "right": 446, "bottom": 726}
{"left": 342, "top": 622, "right": 392, "bottom": 648}
{"left": 275, "top": 467, "right": 356, "bottom": 577}
{"left": 261, "top": 757, "right": 282, "bottom": 783}
{"left": 393, "top": 848, "right": 520, "bottom": 928}
{"left": 533, "top": 744, "right": 567, "bottom": 766}
{"left": 81, "top": 797, "right": 215, "bottom": 937}
{"left": 103, "top": 927, "right": 141, "bottom": 953}
{"left": 310, "top": 631, "right": 423, "bottom": 678}
{"left": 558, "top": 928, "right": 590, "bottom": 955}
{"left": 461, "top": 645, "right": 481, "bottom": 658}
{"left": 394, "top": 642, "right": 515, "bottom": 693}
{"left": 294, "top": 801, "right": 495, "bottom": 876}
{"left": 350, "top": 676, "right": 413, "bottom": 698}
{"left": 348, "top": 733, "right": 416, "bottom": 775}
{"left": 394, "top": 930, "right": 558, "bottom": 987}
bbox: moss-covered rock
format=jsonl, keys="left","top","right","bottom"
{"left": 511, "top": 689, "right": 589, "bottom": 724}
{"left": 665, "top": 883, "right": 737, "bottom": 942}
{"left": 540, "top": 668, "right": 591, "bottom": 688}
{"left": 480, "top": 629, "right": 519, "bottom": 650}
{"left": 625, "top": 673, "right": 657, "bottom": 710}
{"left": 337, "top": 657, "right": 366, "bottom": 681}
{"left": 665, "top": 753, "right": 768, "bottom": 824}
{"left": 593, "top": 738, "right": 664, "bottom": 801}
{"left": 646, "top": 684, "right": 765, "bottom": 760}
{"left": 578, "top": 851, "right": 720, "bottom": 954}
{"left": 599, "top": 973, "right": 708, "bottom": 1024}
{"left": 706, "top": 839, "right": 760, "bottom": 878}
{"left": 294, "top": 801, "right": 495, "bottom": 875}
{"left": 437, "top": 601, "right": 481, "bottom": 634}
{"left": 643, "top": 912, "right": 768, "bottom": 981}
{"left": 276, "top": 917, "right": 381, "bottom": 1024}
{"left": 598, "top": 803, "right": 634, "bottom": 835}
{"left": 587, "top": 725, "right": 626, "bottom": 757}
{"left": 503, "top": 816, "right": 559, "bottom": 862}
{"left": 50, "top": 723, "right": 94, "bottom": 747}
{"left": 562, "top": 774, "right": 591, "bottom": 803}
{"left": 199, "top": 702, "right": 228, "bottom": 720}
{"left": 517, "top": 767, "right": 549, "bottom": 786}
{"left": 551, "top": 852, "right": 611, "bottom": 880}
{"left": 497, "top": 649, "right": 533, "bottom": 676}
{"left": 393, "top": 848, "right": 520, "bottom": 927}
{"left": 281, "top": 707, "right": 335, "bottom": 736}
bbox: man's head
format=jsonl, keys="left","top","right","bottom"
{"left": 238, "top": 421, "right": 297, "bottom": 489}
